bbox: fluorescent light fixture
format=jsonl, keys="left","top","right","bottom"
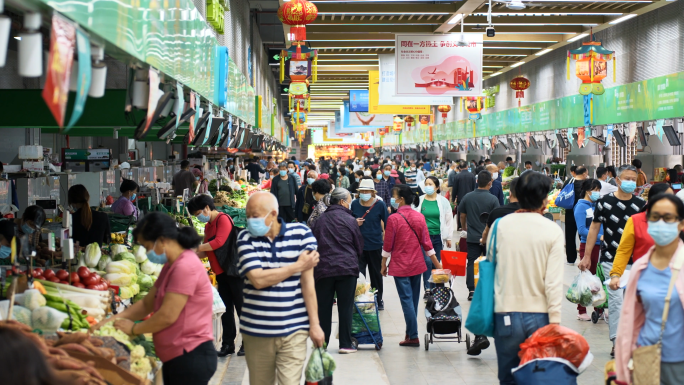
{"left": 535, "top": 48, "right": 552, "bottom": 56}
{"left": 567, "top": 33, "right": 589, "bottom": 42}
{"left": 484, "top": 65, "right": 505, "bottom": 68}
{"left": 447, "top": 14, "right": 463, "bottom": 25}
{"left": 484, "top": 46, "right": 542, "bottom": 49}
{"left": 480, "top": 12, "right": 625, "bottom": 16}
{"left": 610, "top": 14, "right": 638, "bottom": 24}
{"left": 465, "top": 23, "right": 597, "bottom": 26}
{"left": 307, "top": 39, "right": 394, "bottom": 42}
{"left": 318, "top": 12, "right": 450, "bottom": 15}
{"left": 13, "top": 36, "right": 21, "bottom": 40}
{"left": 510, "top": 61, "right": 524, "bottom": 68}
{"left": 490, "top": 72, "right": 503, "bottom": 77}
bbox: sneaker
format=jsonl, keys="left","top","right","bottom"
{"left": 399, "top": 338, "right": 420, "bottom": 347}
{"left": 217, "top": 344, "right": 235, "bottom": 357}
{"left": 237, "top": 344, "right": 245, "bottom": 357}
{"left": 377, "top": 299, "right": 384, "bottom": 311}
{"left": 467, "top": 291, "right": 474, "bottom": 301}
{"left": 577, "top": 313, "right": 591, "bottom": 321}
{"left": 339, "top": 347, "right": 357, "bottom": 354}
{"left": 467, "top": 335, "right": 490, "bottom": 356}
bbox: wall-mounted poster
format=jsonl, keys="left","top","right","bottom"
{"left": 378, "top": 54, "right": 452, "bottom": 105}
{"left": 342, "top": 101, "right": 394, "bottom": 129}
{"left": 395, "top": 33, "right": 483, "bottom": 97}
{"left": 349, "top": 90, "right": 369, "bottom": 112}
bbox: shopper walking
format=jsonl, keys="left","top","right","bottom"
{"left": 112, "top": 179, "right": 140, "bottom": 220}
{"left": 311, "top": 188, "right": 363, "bottom": 354}
{"left": 449, "top": 161, "right": 477, "bottom": 205}
{"left": 563, "top": 166, "right": 588, "bottom": 265}
{"left": 380, "top": 163, "right": 396, "bottom": 194}
{"left": 188, "top": 195, "right": 243, "bottom": 357}
{"left": 486, "top": 164, "right": 504, "bottom": 205}
{"left": 633, "top": 158, "right": 649, "bottom": 189}
{"left": 490, "top": 172, "right": 565, "bottom": 385}
{"left": 597, "top": 166, "right": 619, "bottom": 197}
{"left": 171, "top": 160, "right": 196, "bottom": 197}
{"left": 93, "top": 212, "right": 217, "bottom": 385}
{"left": 458, "top": 171, "right": 500, "bottom": 300}
{"left": 351, "top": 178, "right": 389, "bottom": 310}
{"left": 381, "top": 184, "right": 442, "bottom": 347}
{"left": 415, "top": 176, "right": 453, "bottom": 293}
{"left": 245, "top": 158, "right": 266, "bottom": 182}
{"left": 349, "top": 170, "right": 364, "bottom": 195}
{"left": 237, "top": 192, "right": 324, "bottom": 385}
{"left": 68, "top": 184, "right": 111, "bottom": 247}
{"left": 295, "top": 170, "right": 319, "bottom": 223}
{"left": 270, "top": 162, "right": 298, "bottom": 223}
{"left": 191, "top": 168, "right": 209, "bottom": 194}
{"left": 615, "top": 194, "right": 684, "bottom": 385}
{"left": 308, "top": 179, "right": 332, "bottom": 228}
{"left": 574, "top": 178, "right": 604, "bottom": 321}
{"left": 287, "top": 161, "right": 302, "bottom": 186}
{"left": 373, "top": 168, "right": 391, "bottom": 206}
{"left": 609, "top": 183, "right": 673, "bottom": 289}
{"left": 481, "top": 178, "right": 520, "bottom": 244}
{"left": 580, "top": 164, "right": 646, "bottom": 357}
{"left": 336, "top": 167, "right": 350, "bottom": 189}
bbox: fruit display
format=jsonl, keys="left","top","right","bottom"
{"left": 110, "top": 233, "right": 126, "bottom": 244}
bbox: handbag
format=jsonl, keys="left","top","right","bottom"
{"left": 464, "top": 218, "right": 500, "bottom": 337}
{"left": 629, "top": 248, "right": 684, "bottom": 385}
{"left": 207, "top": 213, "right": 241, "bottom": 277}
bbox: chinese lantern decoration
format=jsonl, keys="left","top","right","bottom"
{"left": 404, "top": 116, "right": 415, "bottom": 129}
{"left": 393, "top": 116, "right": 404, "bottom": 132}
{"left": 378, "top": 127, "right": 388, "bottom": 136}
{"left": 509, "top": 76, "right": 530, "bottom": 107}
{"left": 437, "top": 105, "right": 451, "bottom": 124}
{"left": 567, "top": 34, "right": 615, "bottom": 126}
{"left": 461, "top": 96, "right": 485, "bottom": 120}
{"left": 277, "top": 0, "right": 318, "bottom": 42}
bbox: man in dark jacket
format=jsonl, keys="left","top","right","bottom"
{"left": 486, "top": 164, "right": 504, "bottom": 205}
{"left": 245, "top": 157, "right": 266, "bottom": 182}
{"left": 563, "top": 166, "right": 588, "bottom": 264}
{"left": 270, "top": 162, "right": 298, "bottom": 223}
{"left": 295, "top": 170, "right": 318, "bottom": 223}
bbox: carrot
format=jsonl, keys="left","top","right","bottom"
{"left": 32, "top": 281, "right": 47, "bottom": 294}
{"left": 85, "top": 316, "right": 97, "bottom": 326}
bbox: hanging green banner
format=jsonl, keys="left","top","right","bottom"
{"left": 65, "top": 29, "right": 91, "bottom": 131}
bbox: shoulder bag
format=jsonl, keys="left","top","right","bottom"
{"left": 360, "top": 199, "right": 379, "bottom": 220}
{"left": 397, "top": 212, "right": 421, "bottom": 245}
{"left": 207, "top": 213, "right": 242, "bottom": 277}
{"left": 629, "top": 248, "right": 684, "bottom": 385}
{"left": 465, "top": 218, "right": 501, "bottom": 337}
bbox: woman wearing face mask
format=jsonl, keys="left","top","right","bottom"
{"left": 192, "top": 168, "right": 209, "bottom": 195}
{"left": 0, "top": 220, "right": 15, "bottom": 264}
{"left": 415, "top": 176, "right": 453, "bottom": 295}
{"left": 351, "top": 178, "right": 389, "bottom": 310}
{"left": 92, "top": 212, "right": 216, "bottom": 385}
{"left": 573, "top": 178, "right": 604, "bottom": 321}
{"left": 111, "top": 179, "right": 139, "bottom": 219}
{"left": 68, "top": 184, "right": 111, "bottom": 247}
{"left": 337, "top": 167, "right": 350, "bottom": 189}
{"left": 381, "top": 184, "right": 442, "bottom": 347}
{"left": 615, "top": 194, "right": 684, "bottom": 385}
{"left": 187, "top": 194, "right": 243, "bottom": 357}
{"left": 311, "top": 188, "right": 364, "bottom": 353}
{"left": 16, "top": 205, "right": 45, "bottom": 250}
{"left": 307, "top": 179, "right": 332, "bottom": 228}
{"left": 349, "top": 170, "right": 365, "bottom": 195}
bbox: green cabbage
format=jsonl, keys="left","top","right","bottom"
{"left": 85, "top": 243, "right": 102, "bottom": 268}
{"left": 98, "top": 255, "right": 112, "bottom": 271}
{"left": 132, "top": 245, "right": 147, "bottom": 263}
{"left": 0, "top": 301, "right": 32, "bottom": 327}
{"left": 140, "top": 259, "right": 162, "bottom": 275}
{"left": 104, "top": 273, "right": 135, "bottom": 287}
{"left": 119, "top": 286, "right": 135, "bottom": 299}
{"left": 105, "top": 261, "right": 135, "bottom": 275}
{"left": 110, "top": 244, "right": 128, "bottom": 256}
{"left": 114, "top": 252, "right": 137, "bottom": 265}
{"left": 139, "top": 275, "right": 154, "bottom": 291}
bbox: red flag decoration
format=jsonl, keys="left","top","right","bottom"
{"left": 42, "top": 15, "right": 75, "bottom": 128}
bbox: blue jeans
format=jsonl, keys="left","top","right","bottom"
{"left": 422, "top": 233, "right": 443, "bottom": 290}
{"left": 493, "top": 312, "right": 549, "bottom": 385}
{"left": 394, "top": 275, "right": 421, "bottom": 339}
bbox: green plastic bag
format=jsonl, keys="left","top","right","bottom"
{"left": 352, "top": 311, "right": 380, "bottom": 334}
{"left": 305, "top": 347, "right": 336, "bottom": 384}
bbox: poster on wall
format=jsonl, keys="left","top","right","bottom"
{"left": 340, "top": 101, "right": 394, "bottom": 131}
{"left": 395, "top": 33, "right": 483, "bottom": 96}
{"left": 378, "top": 54, "right": 452, "bottom": 105}
{"left": 349, "top": 90, "right": 369, "bottom": 112}
{"left": 368, "top": 71, "right": 431, "bottom": 114}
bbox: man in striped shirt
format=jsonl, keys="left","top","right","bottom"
{"left": 237, "top": 192, "right": 324, "bottom": 384}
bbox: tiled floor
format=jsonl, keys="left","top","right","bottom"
{"left": 210, "top": 260, "right": 614, "bottom": 385}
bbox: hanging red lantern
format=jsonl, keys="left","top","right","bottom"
{"left": 509, "top": 76, "right": 530, "bottom": 107}
{"left": 437, "top": 105, "right": 451, "bottom": 124}
{"left": 277, "top": 0, "right": 318, "bottom": 42}
{"left": 379, "top": 127, "right": 388, "bottom": 136}
{"left": 404, "top": 116, "right": 415, "bottom": 129}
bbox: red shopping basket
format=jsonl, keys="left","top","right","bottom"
{"left": 442, "top": 250, "right": 467, "bottom": 276}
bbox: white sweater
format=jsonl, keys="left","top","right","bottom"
{"left": 488, "top": 213, "right": 565, "bottom": 323}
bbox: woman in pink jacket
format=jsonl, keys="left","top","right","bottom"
{"left": 615, "top": 194, "right": 684, "bottom": 384}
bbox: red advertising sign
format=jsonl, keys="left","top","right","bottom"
{"left": 42, "top": 15, "right": 76, "bottom": 128}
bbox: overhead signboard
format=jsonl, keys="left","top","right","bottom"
{"left": 368, "top": 71, "right": 431, "bottom": 114}
{"left": 394, "top": 33, "right": 483, "bottom": 97}
{"left": 378, "top": 54, "right": 452, "bottom": 105}
{"left": 349, "top": 90, "right": 369, "bottom": 112}
{"left": 340, "top": 101, "right": 394, "bottom": 132}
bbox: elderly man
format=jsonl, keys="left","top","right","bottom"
{"left": 237, "top": 192, "right": 324, "bottom": 384}
{"left": 270, "top": 162, "right": 298, "bottom": 223}
{"left": 486, "top": 164, "right": 504, "bottom": 205}
{"left": 295, "top": 170, "right": 319, "bottom": 223}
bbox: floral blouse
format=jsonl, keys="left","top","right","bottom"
{"left": 307, "top": 200, "right": 328, "bottom": 228}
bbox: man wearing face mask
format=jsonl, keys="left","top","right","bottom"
{"left": 380, "top": 164, "right": 396, "bottom": 202}
{"left": 245, "top": 158, "right": 266, "bottom": 183}
{"left": 295, "top": 171, "right": 319, "bottom": 223}
{"left": 486, "top": 164, "right": 504, "bottom": 205}
{"left": 270, "top": 162, "right": 298, "bottom": 223}
{"left": 172, "top": 160, "right": 196, "bottom": 196}
{"left": 237, "top": 192, "right": 324, "bottom": 384}
{"left": 187, "top": 195, "right": 243, "bottom": 357}
{"left": 579, "top": 164, "right": 646, "bottom": 357}
{"left": 0, "top": 220, "right": 15, "bottom": 264}
{"left": 287, "top": 161, "right": 302, "bottom": 186}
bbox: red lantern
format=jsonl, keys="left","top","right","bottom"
{"left": 379, "top": 127, "right": 388, "bottom": 136}
{"left": 437, "top": 105, "right": 451, "bottom": 124}
{"left": 277, "top": 0, "right": 318, "bottom": 42}
{"left": 404, "top": 116, "right": 415, "bottom": 129}
{"left": 509, "top": 76, "right": 530, "bottom": 107}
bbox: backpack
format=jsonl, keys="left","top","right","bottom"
{"left": 554, "top": 178, "right": 576, "bottom": 210}
{"left": 207, "top": 213, "right": 242, "bottom": 277}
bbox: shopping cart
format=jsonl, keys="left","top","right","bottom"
{"left": 351, "top": 299, "right": 383, "bottom": 350}
{"left": 424, "top": 276, "right": 471, "bottom": 351}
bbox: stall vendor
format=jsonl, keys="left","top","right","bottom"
{"left": 112, "top": 179, "right": 139, "bottom": 220}
{"left": 0, "top": 220, "right": 15, "bottom": 264}
{"left": 68, "top": 184, "right": 111, "bottom": 247}
{"left": 15, "top": 205, "right": 45, "bottom": 250}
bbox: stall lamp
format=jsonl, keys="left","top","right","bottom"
{"left": 0, "top": 0, "right": 10, "bottom": 68}
{"left": 132, "top": 69, "right": 149, "bottom": 109}
{"left": 89, "top": 45, "right": 107, "bottom": 98}
{"left": 18, "top": 12, "right": 42, "bottom": 77}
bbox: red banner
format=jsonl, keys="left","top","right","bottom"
{"left": 42, "top": 15, "right": 75, "bottom": 128}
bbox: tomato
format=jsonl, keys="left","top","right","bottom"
{"left": 91, "top": 273, "right": 101, "bottom": 282}
{"left": 59, "top": 281, "right": 69, "bottom": 285}
{"left": 33, "top": 274, "right": 43, "bottom": 280}
{"left": 73, "top": 282, "right": 85, "bottom": 288}
{"left": 69, "top": 272, "right": 80, "bottom": 284}
{"left": 86, "top": 284, "right": 99, "bottom": 290}
{"left": 83, "top": 276, "right": 99, "bottom": 286}
{"left": 48, "top": 277, "right": 60, "bottom": 283}
{"left": 56, "top": 270, "right": 69, "bottom": 281}
{"left": 33, "top": 268, "right": 44, "bottom": 276}
{"left": 77, "top": 266, "right": 91, "bottom": 279}
{"left": 44, "top": 269, "right": 56, "bottom": 279}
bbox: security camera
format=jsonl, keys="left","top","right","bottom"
{"left": 486, "top": 26, "right": 495, "bottom": 37}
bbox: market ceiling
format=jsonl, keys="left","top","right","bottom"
{"left": 265, "top": 0, "right": 666, "bottom": 121}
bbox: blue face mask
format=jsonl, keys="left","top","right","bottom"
{"left": 424, "top": 186, "right": 435, "bottom": 195}
{"left": 146, "top": 242, "right": 168, "bottom": 264}
{"left": 590, "top": 191, "right": 600, "bottom": 201}
{"left": 620, "top": 180, "right": 636, "bottom": 194}
{"left": 647, "top": 220, "right": 681, "bottom": 246}
{"left": 279, "top": 170, "right": 287, "bottom": 177}
{"left": 390, "top": 198, "right": 399, "bottom": 209}
{"left": 355, "top": 178, "right": 360, "bottom": 183}
{"left": 196, "top": 211, "right": 211, "bottom": 223}
{"left": 22, "top": 223, "right": 35, "bottom": 234}
{"left": 247, "top": 214, "right": 272, "bottom": 237}
{"left": 0, "top": 245, "right": 10, "bottom": 259}
{"left": 376, "top": 173, "right": 381, "bottom": 180}
{"left": 359, "top": 193, "right": 372, "bottom": 201}
{"left": 384, "top": 170, "right": 391, "bottom": 177}
{"left": 195, "top": 176, "right": 200, "bottom": 181}
{"left": 307, "top": 178, "right": 315, "bottom": 185}
{"left": 288, "top": 168, "right": 295, "bottom": 174}
{"left": 129, "top": 193, "right": 137, "bottom": 201}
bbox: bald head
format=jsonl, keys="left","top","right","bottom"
{"left": 246, "top": 191, "right": 278, "bottom": 218}
{"left": 497, "top": 161, "right": 506, "bottom": 171}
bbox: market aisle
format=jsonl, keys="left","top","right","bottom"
{"left": 212, "top": 262, "right": 613, "bottom": 384}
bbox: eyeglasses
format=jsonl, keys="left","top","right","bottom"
{"left": 647, "top": 213, "right": 681, "bottom": 223}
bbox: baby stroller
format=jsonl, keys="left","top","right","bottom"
{"left": 591, "top": 264, "right": 609, "bottom": 323}
{"left": 424, "top": 277, "right": 471, "bottom": 350}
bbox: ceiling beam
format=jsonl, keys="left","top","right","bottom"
{"left": 464, "top": 15, "right": 609, "bottom": 24}
{"left": 306, "top": 33, "right": 563, "bottom": 43}
{"left": 434, "top": 0, "right": 486, "bottom": 33}
{"left": 314, "top": 3, "right": 459, "bottom": 14}
{"left": 311, "top": 18, "right": 444, "bottom": 25}
{"left": 308, "top": 24, "right": 435, "bottom": 33}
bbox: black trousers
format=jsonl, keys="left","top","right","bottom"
{"left": 162, "top": 340, "right": 217, "bottom": 385}
{"left": 359, "top": 248, "right": 384, "bottom": 302}
{"left": 316, "top": 275, "right": 356, "bottom": 349}
{"left": 466, "top": 242, "right": 486, "bottom": 292}
{"left": 565, "top": 208, "right": 578, "bottom": 263}
{"left": 215, "top": 273, "right": 243, "bottom": 349}
{"left": 278, "top": 205, "right": 296, "bottom": 223}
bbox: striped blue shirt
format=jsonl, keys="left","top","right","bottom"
{"left": 237, "top": 219, "right": 318, "bottom": 337}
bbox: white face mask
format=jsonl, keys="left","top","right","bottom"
{"left": 364, "top": 171, "right": 371, "bottom": 176}
{"left": 492, "top": 172, "right": 499, "bottom": 180}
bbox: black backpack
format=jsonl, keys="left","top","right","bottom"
{"left": 207, "top": 213, "right": 242, "bottom": 277}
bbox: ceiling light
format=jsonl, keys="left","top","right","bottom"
{"left": 567, "top": 33, "right": 589, "bottom": 42}
{"left": 610, "top": 14, "right": 638, "bottom": 24}
{"left": 447, "top": 14, "right": 463, "bottom": 25}
{"left": 490, "top": 72, "right": 503, "bottom": 77}
{"left": 510, "top": 62, "right": 524, "bottom": 68}
{"left": 482, "top": 12, "right": 625, "bottom": 16}
{"left": 318, "top": 53, "right": 377, "bottom": 56}
{"left": 13, "top": 36, "right": 21, "bottom": 40}
{"left": 465, "top": 23, "right": 597, "bottom": 26}
{"left": 317, "top": 12, "right": 450, "bottom": 15}
{"left": 535, "top": 48, "right": 552, "bottom": 56}
{"left": 307, "top": 39, "right": 394, "bottom": 42}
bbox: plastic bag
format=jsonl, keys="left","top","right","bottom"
{"left": 305, "top": 347, "right": 336, "bottom": 384}
{"left": 355, "top": 273, "right": 370, "bottom": 297}
{"left": 429, "top": 269, "right": 451, "bottom": 284}
{"left": 591, "top": 285, "right": 607, "bottom": 307}
{"left": 31, "top": 306, "right": 69, "bottom": 332}
{"left": 565, "top": 271, "right": 602, "bottom": 307}
{"left": 518, "top": 324, "right": 591, "bottom": 370}
{"left": 352, "top": 312, "right": 380, "bottom": 334}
